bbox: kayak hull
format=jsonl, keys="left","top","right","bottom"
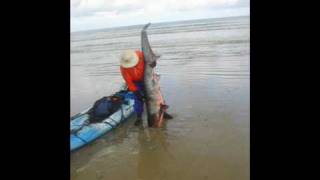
{"left": 70, "top": 92, "right": 135, "bottom": 152}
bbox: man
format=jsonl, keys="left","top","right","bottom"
{"left": 120, "top": 50, "right": 145, "bottom": 126}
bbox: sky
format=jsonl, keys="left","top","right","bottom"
{"left": 71, "top": 0, "right": 249, "bottom": 32}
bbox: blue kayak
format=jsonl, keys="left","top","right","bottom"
{"left": 70, "top": 91, "right": 135, "bottom": 152}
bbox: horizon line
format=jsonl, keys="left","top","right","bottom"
{"left": 71, "top": 14, "right": 249, "bottom": 34}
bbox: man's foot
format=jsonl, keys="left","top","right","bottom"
{"left": 134, "top": 117, "right": 142, "bottom": 126}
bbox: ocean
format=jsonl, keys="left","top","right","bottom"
{"left": 71, "top": 16, "right": 250, "bottom": 180}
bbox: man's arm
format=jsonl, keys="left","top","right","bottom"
{"left": 120, "top": 68, "right": 138, "bottom": 91}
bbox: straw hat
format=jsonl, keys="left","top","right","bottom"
{"left": 120, "top": 50, "right": 139, "bottom": 68}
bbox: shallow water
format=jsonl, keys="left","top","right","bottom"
{"left": 71, "top": 16, "right": 250, "bottom": 180}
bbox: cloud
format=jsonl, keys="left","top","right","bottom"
{"left": 71, "top": 0, "right": 82, "bottom": 8}
{"left": 71, "top": 0, "right": 249, "bottom": 32}
{"left": 71, "top": 0, "right": 143, "bottom": 17}
{"left": 71, "top": 0, "right": 240, "bottom": 17}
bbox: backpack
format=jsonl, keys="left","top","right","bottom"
{"left": 88, "top": 95, "right": 124, "bottom": 123}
